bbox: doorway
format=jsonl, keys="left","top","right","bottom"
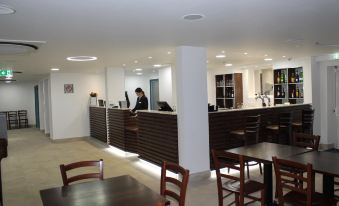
{"left": 150, "top": 79, "right": 159, "bottom": 110}
{"left": 34, "top": 85, "right": 40, "bottom": 128}
{"left": 327, "top": 66, "right": 339, "bottom": 147}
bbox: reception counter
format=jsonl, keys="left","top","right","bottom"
{"left": 89, "top": 106, "right": 107, "bottom": 143}
{"left": 91, "top": 104, "right": 311, "bottom": 167}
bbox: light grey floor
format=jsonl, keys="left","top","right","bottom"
{"left": 1, "top": 128, "right": 331, "bottom": 206}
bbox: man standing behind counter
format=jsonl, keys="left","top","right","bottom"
{"left": 131, "top": 88, "right": 148, "bottom": 112}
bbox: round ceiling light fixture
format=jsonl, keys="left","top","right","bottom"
{"left": 0, "top": 4, "right": 16, "bottom": 15}
{"left": 216, "top": 54, "right": 226, "bottom": 58}
{"left": 153, "top": 64, "right": 162, "bottom": 68}
{"left": 264, "top": 58, "right": 273, "bottom": 61}
{"left": 183, "top": 14, "right": 204, "bottom": 21}
{"left": 51, "top": 68, "right": 60, "bottom": 71}
{"left": 66, "top": 56, "right": 97, "bottom": 62}
{"left": 225, "top": 63, "right": 233, "bottom": 67}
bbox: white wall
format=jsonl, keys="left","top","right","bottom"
{"left": 0, "top": 82, "right": 36, "bottom": 125}
{"left": 43, "top": 79, "right": 50, "bottom": 134}
{"left": 38, "top": 80, "right": 45, "bottom": 130}
{"left": 50, "top": 73, "right": 105, "bottom": 139}
{"left": 159, "top": 66, "right": 173, "bottom": 106}
{"left": 125, "top": 73, "right": 158, "bottom": 109}
{"left": 105, "top": 68, "right": 125, "bottom": 106}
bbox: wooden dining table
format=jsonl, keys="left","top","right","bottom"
{"left": 40, "top": 175, "right": 166, "bottom": 206}
{"left": 284, "top": 150, "right": 339, "bottom": 197}
{"left": 226, "top": 142, "right": 309, "bottom": 206}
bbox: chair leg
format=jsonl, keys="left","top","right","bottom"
{"left": 260, "top": 189, "right": 265, "bottom": 206}
{"left": 259, "top": 163, "right": 262, "bottom": 175}
{"left": 235, "top": 193, "right": 240, "bottom": 206}
{"left": 246, "top": 162, "right": 250, "bottom": 179}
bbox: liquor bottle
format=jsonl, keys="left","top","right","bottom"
{"left": 296, "top": 71, "right": 299, "bottom": 83}
{"left": 276, "top": 87, "right": 280, "bottom": 98}
{"left": 291, "top": 89, "right": 295, "bottom": 98}
{"left": 291, "top": 72, "right": 295, "bottom": 83}
{"left": 277, "top": 71, "right": 280, "bottom": 83}
{"left": 299, "top": 71, "right": 303, "bottom": 82}
{"left": 231, "top": 88, "right": 234, "bottom": 98}
{"left": 281, "top": 88, "right": 285, "bottom": 98}
{"left": 281, "top": 71, "right": 284, "bottom": 83}
{"left": 296, "top": 88, "right": 299, "bottom": 98}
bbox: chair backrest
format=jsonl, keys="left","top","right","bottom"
{"left": 18, "top": 110, "right": 27, "bottom": 117}
{"left": 302, "top": 109, "right": 314, "bottom": 134}
{"left": 59, "top": 159, "right": 103, "bottom": 186}
{"left": 279, "top": 112, "right": 293, "bottom": 128}
{"left": 211, "top": 149, "right": 245, "bottom": 206}
{"left": 7, "top": 111, "right": 17, "bottom": 120}
{"left": 293, "top": 132, "right": 320, "bottom": 151}
{"left": 244, "top": 115, "right": 261, "bottom": 144}
{"left": 272, "top": 156, "right": 313, "bottom": 206}
{"left": 160, "top": 161, "right": 189, "bottom": 206}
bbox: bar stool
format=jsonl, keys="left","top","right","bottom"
{"left": 7, "top": 111, "right": 19, "bottom": 130}
{"left": 266, "top": 112, "right": 293, "bottom": 144}
{"left": 230, "top": 115, "right": 262, "bottom": 178}
{"left": 292, "top": 109, "right": 314, "bottom": 134}
{"left": 18, "top": 110, "right": 29, "bottom": 128}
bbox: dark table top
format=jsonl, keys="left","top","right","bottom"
{"left": 284, "top": 150, "right": 339, "bottom": 177}
{"left": 40, "top": 175, "right": 166, "bottom": 206}
{"left": 226, "top": 142, "right": 309, "bottom": 164}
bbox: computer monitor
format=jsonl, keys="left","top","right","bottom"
{"left": 157, "top": 101, "right": 173, "bottom": 112}
{"left": 125, "top": 91, "right": 130, "bottom": 108}
{"left": 119, "top": 101, "right": 127, "bottom": 109}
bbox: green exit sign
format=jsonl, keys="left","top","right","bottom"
{"left": 0, "top": 69, "right": 13, "bottom": 77}
{"left": 334, "top": 53, "right": 339, "bottom": 60}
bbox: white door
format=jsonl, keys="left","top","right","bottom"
{"left": 327, "top": 66, "right": 339, "bottom": 148}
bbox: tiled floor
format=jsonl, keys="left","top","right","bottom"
{"left": 1, "top": 128, "right": 331, "bottom": 206}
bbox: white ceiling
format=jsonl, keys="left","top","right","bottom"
{"left": 1, "top": 0, "right": 339, "bottom": 82}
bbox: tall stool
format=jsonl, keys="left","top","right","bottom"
{"left": 292, "top": 109, "right": 314, "bottom": 134}
{"left": 230, "top": 115, "right": 262, "bottom": 178}
{"left": 7, "top": 111, "right": 18, "bottom": 130}
{"left": 266, "top": 112, "right": 293, "bottom": 144}
{"left": 18, "top": 110, "right": 29, "bottom": 128}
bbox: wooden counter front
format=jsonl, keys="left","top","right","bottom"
{"left": 107, "top": 109, "right": 137, "bottom": 153}
{"left": 209, "top": 104, "right": 312, "bottom": 151}
{"left": 89, "top": 107, "right": 107, "bottom": 143}
{"left": 137, "top": 111, "right": 178, "bottom": 166}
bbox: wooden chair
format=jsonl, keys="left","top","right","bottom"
{"left": 211, "top": 149, "right": 265, "bottom": 206}
{"left": 59, "top": 159, "right": 103, "bottom": 186}
{"left": 160, "top": 161, "right": 189, "bottom": 206}
{"left": 293, "top": 132, "right": 320, "bottom": 151}
{"left": 7, "top": 111, "right": 18, "bottom": 129}
{"left": 292, "top": 109, "right": 315, "bottom": 134}
{"left": 272, "top": 156, "right": 337, "bottom": 206}
{"left": 266, "top": 112, "right": 293, "bottom": 144}
{"left": 230, "top": 115, "right": 262, "bottom": 178}
{"left": 18, "top": 110, "right": 29, "bottom": 128}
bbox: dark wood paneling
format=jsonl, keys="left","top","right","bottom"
{"left": 137, "top": 112, "right": 178, "bottom": 166}
{"left": 108, "top": 109, "right": 137, "bottom": 153}
{"left": 89, "top": 107, "right": 107, "bottom": 143}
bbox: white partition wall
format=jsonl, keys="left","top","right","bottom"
{"left": 175, "top": 46, "right": 210, "bottom": 174}
{"left": 105, "top": 68, "right": 125, "bottom": 107}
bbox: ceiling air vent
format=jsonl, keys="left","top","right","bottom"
{"left": 0, "top": 39, "right": 46, "bottom": 55}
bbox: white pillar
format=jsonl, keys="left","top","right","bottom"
{"left": 105, "top": 68, "right": 125, "bottom": 106}
{"left": 175, "top": 46, "right": 210, "bottom": 174}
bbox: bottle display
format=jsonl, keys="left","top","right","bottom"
{"left": 299, "top": 71, "right": 303, "bottom": 82}
{"left": 281, "top": 71, "right": 285, "bottom": 83}
{"left": 296, "top": 71, "right": 299, "bottom": 83}
{"left": 291, "top": 89, "right": 295, "bottom": 98}
{"left": 296, "top": 88, "right": 299, "bottom": 98}
{"left": 277, "top": 71, "right": 280, "bottom": 83}
{"left": 281, "top": 88, "right": 285, "bottom": 98}
{"left": 277, "top": 87, "right": 280, "bottom": 97}
{"left": 291, "top": 72, "right": 295, "bottom": 83}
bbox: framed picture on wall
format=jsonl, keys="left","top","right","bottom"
{"left": 64, "top": 84, "right": 74, "bottom": 93}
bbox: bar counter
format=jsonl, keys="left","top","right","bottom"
{"left": 89, "top": 106, "right": 107, "bottom": 143}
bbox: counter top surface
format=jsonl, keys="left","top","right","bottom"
{"left": 209, "top": 103, "right": 311, "bottom": 113}
{"left": 137, "top": 110, "right": 177, "bottom": 115}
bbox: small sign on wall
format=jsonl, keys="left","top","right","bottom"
{"left": 64, "top": 84, "right": 74, "bottom": 94}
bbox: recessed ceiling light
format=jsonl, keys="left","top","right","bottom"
{"left": 66, "top": 56, "right": 97, "bottom": 62}
{"left": 216, "top": 54, "right": 226, "bottom": 58}
{"left": 134, "top": 60, "right": 138, "bottom": 64}
{"left": 244, "top": 52, "right": 248, "bottom": 55}
{"left": 135, "top": 68, "right": 143, "bottom": 71}
{"left": 264, "top": 58, "right": 273, "bottom": 61}
{"left": 0, "top": 4, "right": 16, "bottom": 15}
{"left": 153, "top": 64, "right": 162, "bottom": 68}
{"left": 221, "top": 50, "right": 225, "bottom": 54}
{"left": 136, "top": 72, "right": 143, "bottom": 75}
{"left": 264, "top": 54, "right": 268, "bottom": 57}
{"left": 183, "top": 14, "right": 205, "bottom": 21}
{"left": 122, "top": 64, "right": 126, "bottom": 67}
{"left": 51, "top": 68, "right": 60, "bottom": 71}
{"left": 167, "top": 51, "right": 172, "bottom": 55}
{"left": 148, "top": 56, "right": 152, "bottom": 59}
{"left": 282, "top": 56, "right": 286, "bottom": 58}
{"left": 225, "top": 63, "right": 233, "bottom": 67}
